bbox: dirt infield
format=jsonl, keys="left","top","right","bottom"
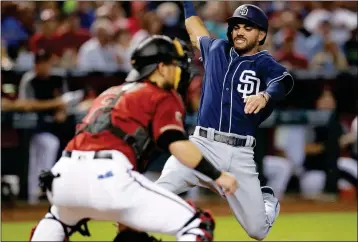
{"left": 2, "top": 196, "right": 357, "bottom": 222}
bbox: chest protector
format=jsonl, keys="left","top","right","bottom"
{"left": 75, "top": 83, "right": 153, "bottom": 164}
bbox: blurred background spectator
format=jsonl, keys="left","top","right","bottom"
{"left": 129, "top": 12, "right": 163, "bottom": 55}
{"left": 1, "top": 1, "right": 357, "bottom": 74}
{"left": 1, "top": 1, "right": 357, "bottom": 204}
{"left": 275, "top": 29, "right": 309, "bottom": 70}
{"left": 156, "top": 2, "right": 188, "bottom": 41}
{"left": 17, "top": 49, "right": 68, "bottom": 204}
{"left": 77, "top": 18, "right": 118, "bottom": 72}
{"left": 29, "top": 9, "right": 59, "bottom": 56}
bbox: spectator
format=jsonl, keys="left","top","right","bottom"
{"left": 12, "top": 40, "right": 34, "bottom": 71}
{"left": 156, "top": 2, "right": 189, "bottom": 41}
{"left": 18, "top": 49, "right": 69, "bottom": 204}
{"left": 275, "top": 29, "right": 309, "bottom": 70}
{"left": 76, "top": 1, "right": 96, "bottom": 30}
{"left": 201, "top": 2, "right": 228, "bottom": 40}
{"left": 55, "top": 12, "right": 91, "bottom": 69}
{"left": 16, "top": 2, "right": 36, "bottom": 36}
{"left": 29, "top": 9, "right": 59, "bottom": 55}
{"left": 95, "top": 3, "right": 111, "bottom": 20}
{"left": 299, "top": 88, "right": 356, "bottom": 200}
{"left": 129, "top": 12, "right": 163, "bottom": 55}
{"left": 36, "top": 1, "right": 61, "bottom": 17}
{"left": 304, "top": 2, "right": 356, "bottom": 48}
{"left": 107, "top": 2, "right": 129, "bottom": 31}
{"left": 1, "top": 2, "right": 30, "bottom": 60}
{"left": 286, "top": 1, "right": 310, "bottom": 22}
{"left": 1, "top": 40, "right": 14, "bottom": 70}
{"left": 77, "top": 18, "right": 119, "bottom": 72}
{"left": 94, "top": 1, "right": 106, "bottom": 9}
{"left": 4, "top": 3, "right": 36, "bottom": 71}
{"left": 305, "top": 18, "right": 344, "bottom": 60}
{"left": 310, "top": 40, "right": 348, "bottom": 71}
{"left": 115, "top": 29, "right": 132, "bottom": 73}
{"left": 259, "top": 31, "right": 275, "bottom": 55}
{"left": 127, "top": 1, "right": 148, "bottom": 35}
{"left": 95, "top": 2, "right": 130, "bottom": 35}
{"left": 272, "top": 10, "right": 308, "bottom": 58}
{"left": 344, "top": 28, "right": 358, "bottom": 66}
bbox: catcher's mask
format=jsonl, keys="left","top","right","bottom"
{"left": 226, "top": 4, "right": 268, "bottom": 46}
{"left": 125, "top": 35, "right": 189, "bottom": 93}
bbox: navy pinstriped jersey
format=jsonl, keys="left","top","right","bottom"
{"left": 197, "top": 36, "right": 294, "bottom": 136}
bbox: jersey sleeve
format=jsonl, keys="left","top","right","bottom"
{"left": 198, "top": 36, "right": 215, "bottom": 65}
{"left": 260, "top": 57, "right": 295, "bottom": 101}
{"left": 152, "top": 95, "right": 185, "bottom": 142}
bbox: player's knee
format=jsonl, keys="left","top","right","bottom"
{"left": 246, "top": 227, "right": 266, "bottom": 241}
{"left": 176, "top": 201, "right": 215, "bottom": 241}
{"left": 244, "top": 221, "right": 268, "bottom": 241}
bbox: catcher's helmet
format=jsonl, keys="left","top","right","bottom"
{"left": 125, "top": 35, "right": 185, "bottom": 82}
{"left": 226, "top": 4, "right": 268, "bottom": 46}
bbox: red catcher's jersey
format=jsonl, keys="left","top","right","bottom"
{"left": 65, "top": 81, "right": 186, "bottom": 170}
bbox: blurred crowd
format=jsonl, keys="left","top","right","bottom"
{"left": 1, "top": 1, "right": 357, "bottom": 74}
{"left": 1, "top": 1, "right": 357, "bottom": 205}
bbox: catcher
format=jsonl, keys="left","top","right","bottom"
{"left": 29, "top": 35, "right": 237, "bottom": 242}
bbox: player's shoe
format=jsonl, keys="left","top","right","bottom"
{"left": 261, "top": 186, "right": 275, "bottom": 196}
{"left": 261, "top": 186, "right": 280, "bottom": 225}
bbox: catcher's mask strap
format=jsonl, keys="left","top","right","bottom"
{"left": 173, "top": 39, "right": 185, "bottom": 57}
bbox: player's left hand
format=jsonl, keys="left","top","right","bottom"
{"left": 244, "top": 92, "right": 269, "bottom": 114}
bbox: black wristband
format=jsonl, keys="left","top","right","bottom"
{"left": 194, "top": 157, "right": 222, "bottom": 180}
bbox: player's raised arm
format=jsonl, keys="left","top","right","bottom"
{"left": 183, "top": 1, "right": 210, "bottom": 49}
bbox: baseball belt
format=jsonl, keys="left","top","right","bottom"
{"left": 198, "top": 128, "right": 255, "bottom": 147}
{"left": 62, "top": 150, "right": 113, "bottom": 160}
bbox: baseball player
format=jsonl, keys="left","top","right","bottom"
{"left": 29, "top": 35, "right": 237, "bottom": 242}
{"left": 155, "top": 3, "right": 295, "bottom": 241}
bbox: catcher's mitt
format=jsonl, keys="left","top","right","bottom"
{"left": 113, "top": 229, "right": 161, "bottom": 242}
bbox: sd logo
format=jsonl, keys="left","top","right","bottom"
{"left": 237, "top": 70, "right": 261, "bottom": 98}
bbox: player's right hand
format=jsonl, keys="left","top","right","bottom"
{"left": 215, "top": 172, "right": 238, "bottom": 195}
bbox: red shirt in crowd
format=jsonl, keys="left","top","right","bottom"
{"left": 276, "top": 51, "right": 309, "bottom": 69}
{"left": 65, "top": 81, "right": 185, "bottom": 170}
{"left": 30, "top": 30, "right": 91, "bottom": 57}
{"left": 54, "top": 29, "right": 91, "bottom": 57}
{"left": 29, "top": 33, "right": 58, "bottom": 55}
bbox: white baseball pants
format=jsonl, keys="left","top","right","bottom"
{"left": 30, "top": 150, "right": 206, "bottom": 241}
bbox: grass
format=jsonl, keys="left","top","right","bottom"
{"left": 2, "top": 212, "right": 357, "bottom": 241}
